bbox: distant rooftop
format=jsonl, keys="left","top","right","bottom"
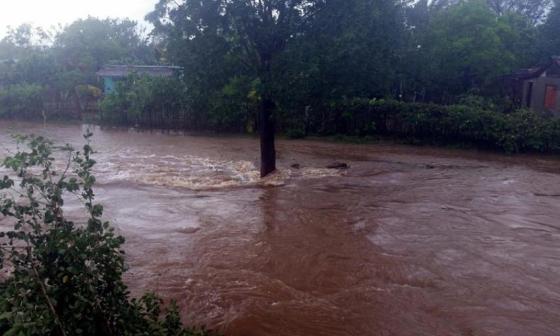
{"left": 96, "top": 65, "right": 182, "bottom": 78}
{"left": 509, "top": 56, "right": 560, "bottom": 80}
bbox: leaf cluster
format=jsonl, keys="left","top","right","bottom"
{"left": 0, "top": 133, "right": 209, "bottom": 336}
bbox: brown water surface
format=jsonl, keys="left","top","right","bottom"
{"left": 1, "top": 122, "right": 559, "bottom": 336}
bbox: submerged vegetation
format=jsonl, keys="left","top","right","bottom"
{"left": 0, "top": 133, "right": 208, "bottom": 335}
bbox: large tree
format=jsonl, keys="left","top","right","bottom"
{"left": 428, "top": 0, "right": 551, "bottom": 24}
{"left": 538, "top": 0, "right": 560, "bottom": 59}
{"left": 409, "top": 0, "right": 536, "bottom": 101}
{"left": 149, "top": 0, "right": 327, "bottom": 177}
{"left": 54, "top": 17, "right": 154, "bottom": 77}
{"left": 486, "top": 0, "right": 551, "bottom": 24}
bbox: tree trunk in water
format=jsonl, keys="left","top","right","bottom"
{"left": 260, "top": 95, "right": 276, "bottom": 177}
{"left": 258, "top": 51, "right": 277, "bottom": 178}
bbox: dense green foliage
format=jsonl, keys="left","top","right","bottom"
{"left": 0, "top": 134, "right": 208, "bottom": 336}
{"left": 99, "top": 75, "right": 188, "bottom": 128}
{"left": 538, "top": 0, "right": 560, "bottom": 57}
{"left": 145, "top": 0, "right": 550, "bottom": 111}
{"left": 407, "top": 1, "right": 536, "bottom": 101}
{"left": 317, "top": 99, "right": 560, "bottom": 153}
{"left": 0, "top": 83, "right": 45, "bottom": 119}
{"left": 0, "top": 18, "right": 154, "bottom": 121}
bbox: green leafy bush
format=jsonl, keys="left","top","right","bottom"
{"left": 0, "top": 83, "right": 45, "bottom": 119}
{"left": 309, "top": 98, "right": 560, "bottom": 153}
{"left": 0, "top": 133, "right": 209, "bottom": 336}
{"left": 207, "top": 76, "right": 259, "bottom": 133}
{"left": 99, "top": 75, "right": 187, "bottom": 129}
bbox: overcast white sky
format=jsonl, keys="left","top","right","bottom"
{"left": 0, "top": 0, "right": 158, "bottom": 38}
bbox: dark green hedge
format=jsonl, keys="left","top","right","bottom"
{"left": 0, "top": 84, "right": 45, "bottom": 119}
{"left": 304, "top": 98, "right": 560, "bottom": 153}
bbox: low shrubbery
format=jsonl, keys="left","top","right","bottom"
{"left": 99, "top": 83, "right": 560, "bottom": 153}
{"left": 303, "top": 98, "right": 560, "bottom": 153}
{"left": 0, "top": 83, "right": 45, "bottom": 120}
{"left": 0, "top": 133, "right": 208, "bottom": 336}
{"left": 99, "top": 74, "right": 258, "bottom": 133}
{"left": 97, "top": 74, "right": 560, "bottom": 155}
{"left": 99, "top": 75, "right": 188, "bottom": 129}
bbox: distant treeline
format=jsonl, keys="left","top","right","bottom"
{"left": 2, "top": 0, "right": 560, "bottom": 152}
{"left": 0, "top": 18, "right": 155, "bottom": 120}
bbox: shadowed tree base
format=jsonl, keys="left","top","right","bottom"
{"left": 260, "top": 97, "right": 276, "bottom": 177}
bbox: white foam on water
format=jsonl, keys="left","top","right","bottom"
{"left": 93, "top": 150, "right": 343, "bottom": 190}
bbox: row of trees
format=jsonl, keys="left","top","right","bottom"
{"left": 3, "top": 0, "right": 555, "bottom": 110}
{"left": 144, "top": 0, "right": 560, "bottom": 109}
{"left": 142, "top": 0, "right": 560, "bottom": 175}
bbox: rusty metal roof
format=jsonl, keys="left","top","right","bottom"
{"left": 96, "top": 65, "right": 182, "bottom": 78}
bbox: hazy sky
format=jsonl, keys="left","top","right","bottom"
{"left": 0, "top": 0, "right": 158, "bottom": 38}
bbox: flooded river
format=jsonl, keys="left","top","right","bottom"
{"left": 1, "top": 121, "right": 559, "bottom": 336}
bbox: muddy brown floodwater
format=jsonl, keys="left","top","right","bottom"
{"left": 1, "top": 121, "right": 560, "bottom": 336}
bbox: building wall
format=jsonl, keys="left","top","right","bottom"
{"left": 526, "top": 76, "right": 560, "bottom": 116}
{"left": 103, "top": 77, "right": 117, "bottom": 94}
{"left": 521, "top": 80, "right": 534, "bottom": 108}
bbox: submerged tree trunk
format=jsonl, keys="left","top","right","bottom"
{"left": 259, "top": 95, "right": 276, "bottom": 177}
{"left": 258, "top": 53, "right": 276, "bottom": 178}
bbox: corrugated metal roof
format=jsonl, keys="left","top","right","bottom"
{"left": 96, "top": 65, "right": 182, "bottom": 78}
